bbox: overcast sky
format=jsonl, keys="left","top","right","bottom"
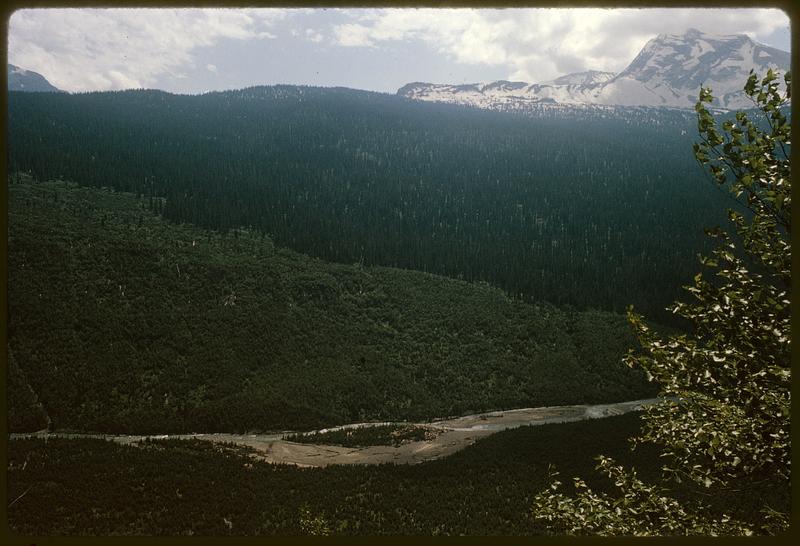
{"left": 7, "top": 7, "right": 792, "bottom": 94}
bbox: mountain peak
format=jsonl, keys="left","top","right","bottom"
{"left": 648, "top": 28, "right": 755, "bottom": 51}
{"left": 8, "top": 63, "right": 62, "bottom": 93}
{"left": 397, "top": 29, "right": 789, "bottom": 111}
{"left": 618, "top": 29, "right": 786, "bottom": 93}
{"left": 683, "top": 28, "right": 708, "bottom": 40}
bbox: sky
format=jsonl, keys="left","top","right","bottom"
{"left": 7, "top": 7, "right": 792, "bottom": 94}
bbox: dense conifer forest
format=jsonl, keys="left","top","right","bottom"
{"left": 8, "top": 179, "right": 655, "bottom": 434}
{"left": 8, "top": 81, "right": 784, "bottom": 538}
{"left": 8, "top": 86, "right": 735, "bottom": 325}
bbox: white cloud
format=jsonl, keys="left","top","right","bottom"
{"left": 331, "top": 7, "right": 790, "bottom": 83}
{"left": 8, "top": 8, "right": 288, "bottom": 92}
{"left": 108, "top": 69, "right": 142, "bottom": 89}
{"left": 305, "top": 28, "right": 324, "bottom": 43}
{"left": 206, "top": 63, "right": 217, "bottom": 73}
{"left": 7, "top": 7, "right": 790, "bottom": 93}
{"left": 334, "top": 23, "right": 375, "bottom": 47}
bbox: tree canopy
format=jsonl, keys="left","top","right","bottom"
{"left": 8, "top": 177, "right": 655, "bottom": 434}
{"left": 8, "top": 87, "right": 730, "bottom": 326}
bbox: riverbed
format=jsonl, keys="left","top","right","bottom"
{"left": 9, "top": 397, "right": 665, "bottom": 467}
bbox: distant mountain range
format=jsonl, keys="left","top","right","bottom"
{"left": 8, "top": 64, "right": 62, "bottom": 93}
{"left": 398, "top": 29, "right": 790, "bottom": 111}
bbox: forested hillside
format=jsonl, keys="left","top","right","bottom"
{"left": 7, "top": 87, "right": 733, "bottom": 324}
{"left": 8, "top": 179, "right": 655, "bottom": 434}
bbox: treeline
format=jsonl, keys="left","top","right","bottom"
{"left": 8, "top": 180, "right": 655, "bottom": 434}
{"left": 8, "top": 413, "right": 788, "bottom": 535}
{"left": 7, "top": 87, "right": 734, "bottom": 324}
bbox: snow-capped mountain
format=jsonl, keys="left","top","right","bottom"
{"left": 397, "top": 29, "right": 789, "bottom": 110}
{"left": 8, "top": 64, "right": 62, "bottom": 93}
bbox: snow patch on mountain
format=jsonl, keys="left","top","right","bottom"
{"left": 542, "top": 70, "right": 616, "bottom": 86}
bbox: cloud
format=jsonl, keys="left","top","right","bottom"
{"left": 8, "top": 7, "right": 790, "bottom": 93}
{"left": 206, "top": 63, "right": 217, "bottom": 73}
{"left": 331, "top": 7, "right": 790, "bottom": 83}
{"left": 334, "top": 23, "right": 375, "bottom": 47}
{"left": 305, "top": 28, "right": 324, "bottom": 43}
{"left": 8, "top": 8, "right": 288, "bottom": 92}
{"left": 108, "top": 69, "right": 142, "bottom": 89}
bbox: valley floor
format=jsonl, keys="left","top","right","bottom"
{"left": 10, "top": 397, "right": 662, "bottom": 467}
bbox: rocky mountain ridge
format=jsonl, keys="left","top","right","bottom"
{"left": 397, "top": 29, "right": 790, "bottom": 110}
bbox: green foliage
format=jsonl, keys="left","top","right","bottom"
{"left": 532, "top": 71, "right": 791, "bottom": 535}
{"left": 7, "top": 178, "right": 654, "bottom": 434}
{"left": 298, "top": 504, "right": 332, "bottom": 536}
{"left": 7, "top": 87, "right": 730, "bottom": 325}
{"left": 532, "top": 456, "right": 754, "bottom": 536}
{"left": 630, "top": 69, "right": 791, "bottom": 489}
{"left": 7, "top": 348, "right": 50, "bottom": 432}
{"left": 284, "top": 424, "right": 441, "bottom": 448}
